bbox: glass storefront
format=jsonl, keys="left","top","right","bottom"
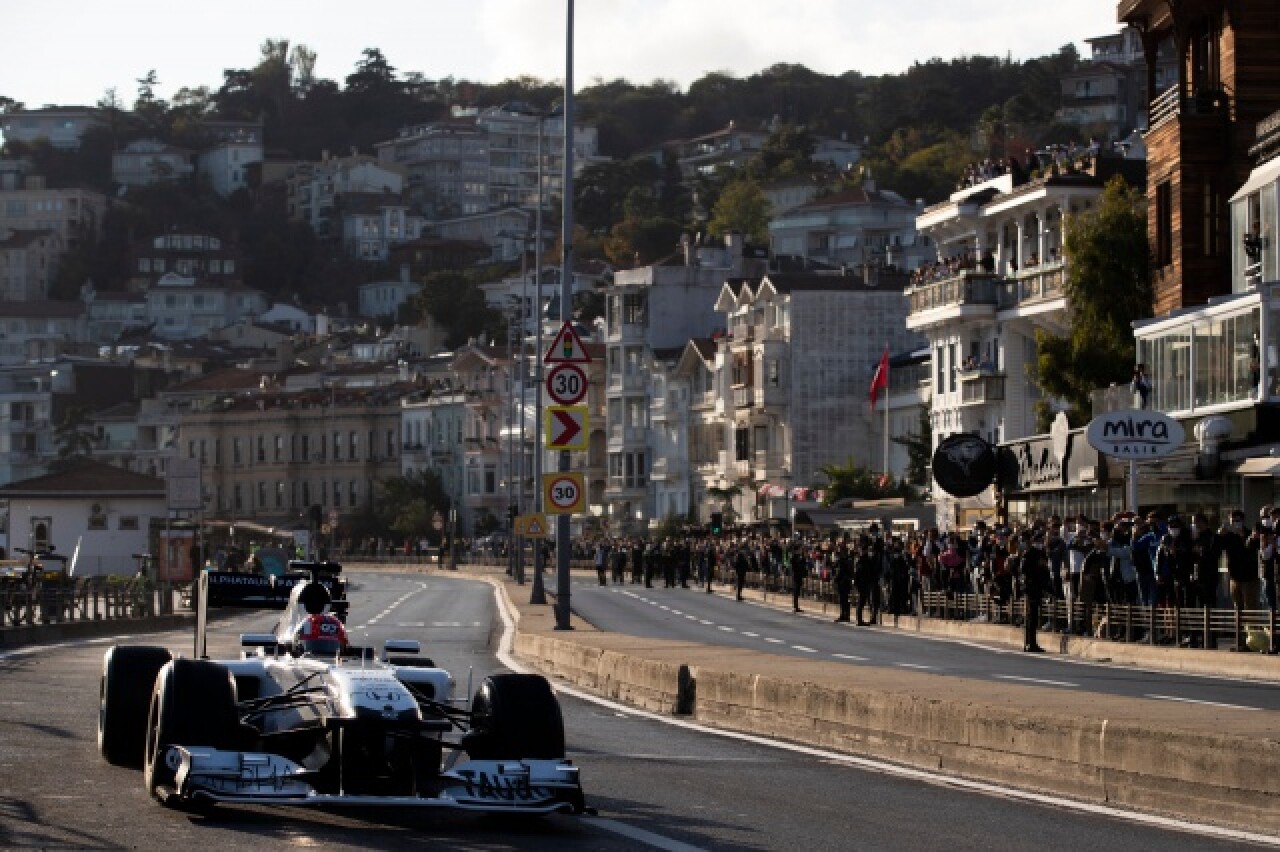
{"left": 1137, "top": 301, "right": 1262, "bottom": 414}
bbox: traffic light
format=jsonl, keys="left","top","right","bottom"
{"left": 710, "top": 512, "right": 723, "bottom": 535}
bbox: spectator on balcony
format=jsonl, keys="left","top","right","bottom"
{"left": 1131, "top": 364, "right": 1152, "bottom": 409}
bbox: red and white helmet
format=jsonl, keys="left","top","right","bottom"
{"left": 295, "top": 613, "right": 347, "bottom": 656}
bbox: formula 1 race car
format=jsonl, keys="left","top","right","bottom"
{"left": 97, "top": 562, "right": 584, "bottom": 815}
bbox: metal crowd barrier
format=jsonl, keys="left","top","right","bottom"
{"left": 0, "top": 577, "right": 188, "bottom": 628}
{"left": 728, "top": 569, "right": 1279, "bottom": 653}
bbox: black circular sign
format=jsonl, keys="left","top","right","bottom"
{"left": 931, "top": 434, "right": 997, "bottom": 498}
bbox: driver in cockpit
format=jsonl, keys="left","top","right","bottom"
{"left": 294, "top": 612, "right": 347, "bottom": 657}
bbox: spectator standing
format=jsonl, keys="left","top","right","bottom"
{"left": 1020, "top": 532, "right": 1050, "bottom": 652}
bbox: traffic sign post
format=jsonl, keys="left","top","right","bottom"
{"left": 546, "top": 405, "right": 589, "bottom": 451}
{"left": 543, "top": 473, "right": 586, "bottom": 515}
{"left": 516, "top": 513, "right": 550, "bottom": 538}
{"left": 544, "top": 321, "right": 592, "bottom": 364}
{"left": 546, "top": 363, "right": 588, "bottom": 406}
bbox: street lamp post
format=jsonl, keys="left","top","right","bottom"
{"left": 553, "top": 0, "right": 576, "bottom": 630}
{"left": 529, "top": 103, "right": 556, "bottom": 606}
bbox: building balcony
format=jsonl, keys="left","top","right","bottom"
{"left": 999, "top": 260, "right": 1066, "bottom": 311}
{"left": 606, "top": 372, "right": 647, "bottom": 394}
{"left": 4, "top": 418, "right": 48, "bottom": 432}
{"left": 607, "top": 425, "right": 647, "bottom": 446}
{"left": 752, "top": 451, "right": 789, "bottom": 480}
{"left": 691, "top": 390, "right": 718, "bottom": 411}
{"left": 733, "top": 387, "right": 754, "bottom": 409}
{"left": 732, "top": 459, "right": 751, "bottom": 480}
{"left": 650, "top": 457, "right": 685, "bottom": 481}
{"left": 605, "top": 322, "right": 646, "bottom": 344}
{"left": 906, "top": 271, "right": 1000, "bottom": 330}
{"left": 1148, "top": 85, "right": 1231, "bottom": 133}
{"left": 959, "top": 374, "right": 1006, "bottom": 407}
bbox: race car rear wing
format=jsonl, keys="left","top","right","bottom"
{"left": 194, "top": 562, "right": 346, "bottom": 658}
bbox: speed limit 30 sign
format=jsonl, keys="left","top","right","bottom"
{"left": 546, "top": 363, "right": 587, "bottom": 405}
{"left": 543, "top": 472, "right": 586, "bottom": 515}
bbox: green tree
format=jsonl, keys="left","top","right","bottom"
{"left": 375, "top": 470, "right": 451, "bottom": 544}
{"left": 603, "top": 216, "right": 684, "bottom": 268}
{"left": 1031, "top": 175, "right": 1150, "bottom": 428}
{"left": 818, "top": 458, "right": 912, "bottom": 504}
{"left": 413, "top": 271, "right": 501, "bottom": 349}
{"left": 708, "top": 179, "right": 771, "bottom": 243}
{"left": 891, "top": 402, "right": 933, "bottom": 487}
{"left": 51, "top": 406, "right": 94, "bottom": 470}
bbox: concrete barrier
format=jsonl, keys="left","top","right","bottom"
{"left": 512, "top": 613, "right": 1280, "bottom": 834}
{"left": 0, "top": 614, "right": 196, "bottom": 649}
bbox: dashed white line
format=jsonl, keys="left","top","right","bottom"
{"left": 896, "top": 663, "right": 934, "bottom": 671}
{"left": 742, "top": 631, "right": 759, "bottom": 638}
{"left": 1145, "top": 694, "right": 1260, "bottom": 711}
{"left": 764, "top": 638, "right": 785, "bottom": 644}
{"left": 995, "top": 675, "right": 1079, "bottom": 688}
{"left": 792, "top": 645, "right": 818, "bottom": 653}
{"left": 685, "top": 615, "right": 698, "bottom": 620}
{"left": 659, "top": 605, "right": 671, "bottom": 611}
{"left": 670, "top": 610, "right": 682, "bottom": 616}
{"left": 699, "top": 619, "right": 714, "bottom": 625}
{"left": 832, "top": 653, "right": 868, "bottom": 662}
{"left": 718, "top": 626, "right": 735, "bottom": 632}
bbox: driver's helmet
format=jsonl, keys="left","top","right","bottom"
{"left": 294, "top": 612, "right": 347, "bottom": 656}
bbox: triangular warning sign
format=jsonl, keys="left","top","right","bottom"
{"left": 544, "top": 321, "right": 591, "bottom": 364}
{"left": 525, "top": 515, "right": 546, "bottom": 536}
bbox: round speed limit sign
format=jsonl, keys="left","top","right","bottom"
{"left": 545, "top": 363, "right": 588, "bottom": 405}
{"left": 544, "top": 473, "right": 585, "bottom": 514}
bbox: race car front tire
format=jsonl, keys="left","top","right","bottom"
{"left": 463, "top": 673, "right": 565, "bottom": 760}
{"left": 98, "top": 645, "right": 173, "bottom": 768}
{"left": 143, "top": 659, "right": 239, "bottom": 803}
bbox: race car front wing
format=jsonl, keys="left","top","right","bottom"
{"left": 166, "top": 746, "right": 584, "bottom": 814}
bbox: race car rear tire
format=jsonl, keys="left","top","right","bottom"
{"left": 143, "top": 659, "right": 239, "bottom": 803}
{"left": 464, "top": 673, "right": 565, "bottom": 760}
{"left": 99, "top": 645, "right": 173, "bottom": 768}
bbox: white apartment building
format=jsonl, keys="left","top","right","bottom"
{"left": 907, "top": 159, "right": 1137, "bottom": 528}
{"left": 340, "top": 193, "right": 426, "bottom": 262}
{"left": 197, "top": 138, "right": 264, "bottom": 197}
{"left": 602, "top": 238, "right": 764, "bottom": 529}
{"left": 143, "top": 274, "right": 269, "bottom": 340}
{"left": 286, "top": 155, "right": 407, "bottom": 237}
{"left": 111, "top": 139, "right": 194, "bottom": 187}
{"left": 769, "top": 178, "right": 931, "bottom": 271}
{"left": 712, "top": 270, "right": 923, "bottom": 524}
{"left": 401, "top": 389, "right": 467, "bottom": 515}
{"left": 0, "top": 107, "right": 102, "bottom": 150}
{"left": 376, "top": 121, "right": 490, "bottom": 218}
{"left": 0, "top": 229, "right": 62, "bottom": 301}
{"left": 0, "top": 301, "right": 87, "bottom": 366}
{"left": 0, "top": 173, "right": 105, "bottom": 249}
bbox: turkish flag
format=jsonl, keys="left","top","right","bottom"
{"left": 869, "top": 346, "right": 890, "bottom": 406}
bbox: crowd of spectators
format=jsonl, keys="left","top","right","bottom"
{"left": 584, "top": 504, "right": 1280, "bottom": 653}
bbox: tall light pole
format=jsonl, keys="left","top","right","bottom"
{"left": 530, "top": 102, "right": 558, "bottom": 605}
{"left": 554, "top": 0, "right": 576, "bottom": 630}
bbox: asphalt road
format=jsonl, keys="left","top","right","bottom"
{"left": 0, "top": 571, "right": 1263, "bottom": 850}
{"left": 567, "top": 576, "right": 1280, "bottom": 712}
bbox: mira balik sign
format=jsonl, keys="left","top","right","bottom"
{"left": 1085, "top": 409, "right": 1186, "bottom": 459}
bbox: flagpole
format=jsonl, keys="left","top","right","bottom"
{"left": 883, "top": 344, "right": 890, "bottom": 480}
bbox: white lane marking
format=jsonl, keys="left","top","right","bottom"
{"left": 685, "top": 615, "right": 698, "bottom": 621}
{"left": 832, "top": 653, "right": 868, "bottom": 662}
{"left": 764, "top": 637, "right": 785, "bottom": 644}
{"left": 699, "top": 619, "right": 713, "bottom": 625}
{"left": 616, "top": 754, "right": 775, "bottom": 763}
{"left": 590, "top": 816, "right": 707, "bottom": 852}
{"left": 486, "top": 581, "right": 1280, "bottom": 849}
{"left": 742, "top": 632, "right": 759, "bottom": 638}
{"left": 670, "top": 610, "right": 683, "bottom": 616}
{"left": 995, "top": 675, "right": 1079, "bottom": 688}
{"left": 398, "top": 622, "right": 426, "bottom": 628}
{"left": 718, "top": 626, "right": 735, "bottom": 633}
{"left": 1145, "top": 694, "right": 1260, "bottom": 711}
{"left": 659, "top": 605, "right": 671, "bottom": 611}
{"left": 792, "top": 645, "right": 818, "bottom": 653}
{"left": 896, "top": 663, "right": 934, "bottom": 670}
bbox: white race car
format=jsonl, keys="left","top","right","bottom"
{"left": 97, "top": 562, "right": 585, "bottom": 815}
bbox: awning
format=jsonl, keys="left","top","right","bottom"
{"left": 1230, "top": 157, "right": 1280, "bottom": 203}
{"left": 1233, "top": 457, "right": 1280, "bottom": 477}
{"left": 757, "top": 484, "right": 786, "bottom": 498}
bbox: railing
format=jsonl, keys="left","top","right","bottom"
{"left": 1149, "top": 85, "right": 1231, "bottom": 131}
{"left": 999, "top": 261, "right": 1065, "bottom": 308}
{"left": 1149, "top": 86, "right": 1181, "bottom": 129}
{"left": 907, "top": 271, "right": 1001, "bottom": 315}
{"left": 0, "top": 576, "right": 188, "bottom": 628}
{"left": 725, "top": 568, "right": 1280, "bottom": 654}
{"left": 959, "top": 375, "right": 1005, "bottom": 406}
